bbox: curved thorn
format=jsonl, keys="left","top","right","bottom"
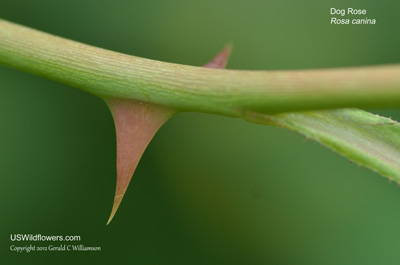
{"left": 106, "top": 44, "right": 232, "bottom": 224}
{"left": 105, "top": 98, "right": 174, "bottom": 224}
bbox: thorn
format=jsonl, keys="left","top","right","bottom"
{"left": 107, "top": 44, "right": 233, "bottom": 224}
{"left": 105, "top": 98, "right": 174, "bottom": 224}
{"left": 203, "top": 44, "right": 232, "bottom": 69}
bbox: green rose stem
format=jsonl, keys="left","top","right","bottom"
{"left": 1, "top": 19, "right": 400, "bottom": 116}
{"left": 2, "top": 19, "right": 400, "bottom": 223}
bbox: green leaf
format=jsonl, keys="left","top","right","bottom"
{"left": 250, "top": 108, "right": 400, "bottom": 182}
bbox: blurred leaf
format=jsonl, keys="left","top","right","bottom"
{"left": 249, "top": 108, "right": 400, "bottom": 182}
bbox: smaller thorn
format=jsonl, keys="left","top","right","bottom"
{"left": 203, "top": 44, "right": 232, "bottom": 69}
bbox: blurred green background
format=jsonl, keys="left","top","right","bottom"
{"left": 1, "top": 0, "right": 400, "bottom": 264}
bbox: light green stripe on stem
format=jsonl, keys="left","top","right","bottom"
{"left": 1, "top": 19, "right": 400, "bottom": 117}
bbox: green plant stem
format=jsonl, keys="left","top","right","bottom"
{"left": 1, "top": 19, "right": 400, "bottom": 118}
